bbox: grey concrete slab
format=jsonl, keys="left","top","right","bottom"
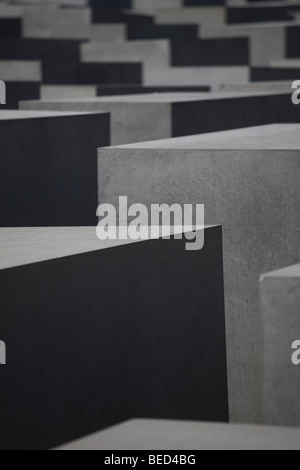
{"left": 0, "top": 110, "right": 110, "bottom": 226}
{"left": 81, "top": 40, "right": 170, "bottom": 71}
{"left": 200, "top": 22, "right": 299, "bottom": 67}
{"left": 0, "top": 61, "right": 41, "bottom": 81}
{"left": 98, "top": 124, "right": 300, "bottom": 424}
{"left": 155, "top": 6, "right": 226, "bottom": 26}
{"left": 0, "top": 225, "right": 228, "bottom": 450}
{"left": 260, "top": 263, "right": 300, "bottom": 427}
{"left": 20, "top": 91, "right": 299, "bottom": 145}
{"left": 89, "top": 24, "right": 126, "bottom": 42}
{"left": 56, "top": 418, "right": 300, "bottom": 450}
{"left": 22, "top": 7, "right": 91, "bottom": 39}
{"left": 144, "top": 66, "right": 249, "bottom": 91}
{"left": 222, "top": 81, "right": 293, "bottom": 93}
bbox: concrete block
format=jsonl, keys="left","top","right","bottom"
{"left": 144, "top": 66, "right": 249, "bottom": 91}
{"left": 98, "top": 124, "right": 300, "bottom": 423}
{"left": 1, "top": 82, "right": 40, "bottom": 109}
{"left": 0, "top": 18, "right": 22, "bottom": 37}
{"left": 155, "top": 7, "right": 225, "bottom": 26}
{"left": 0, "top": 110, "right": 109, "bottom": 226}
{"left": 260, "top": 263, "right": 300, "bottom": 426}
{"left": 0, "top": 61, "right": 41, "bottom": 82}
{"left": 81, "top": 40, "right": 170, "bottom": 71}
{"left": 127, "top": 23, "right": 199, "bottom": 40}
{"left": 251, "top": 66, "right": 300, "bottom": 82}
{"left": 42, "top": 62, "right": 142, "bottom": 85}
{"left": 91, "top": 8, "right": 153, "bottom": 26}
{"left": 40, "top": 85, "right": 210, "bottom": 100}
{"left": 227, "top": 3, "right": 300, "bottom": 24}
{"left": 89, "top": 24, "right": 126, "bottom": 42}
{"left": 0, "top": 225, "right": 228, "bottom": 450}
{"left": 221, "top": 81, "right": 294, "bottom": 93}
{"left": 57, "top": 418, "right": 300, "bottom": 451}
{"left": 200, "top": 22, "right": 296, "bottom": 67}
{"left": 22, "top": 7, "right": 91, "bottom": 39}
{"left": 21, "top": 91, "right": 300, "bottom": 145}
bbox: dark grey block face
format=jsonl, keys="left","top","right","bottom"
{"left": 96, "top": 85, "right": 210, "bottom": 95}
{"left": 0, "top": 226, "right": 228, "bottom": 450}
{"left": 251, "top": 67, "right": 300, "bottom": 82}
{"left": 286, "top": 26, "right": 300, "bottom": 58}
{"left": 92, "top": 8, "right": 153, "bottom": 25}
{"left": 0, "top": 113, "right": 110, "bottom": 226}
{"left": 171, "top": 38, "right": 250, "bottom": 67}
{"left": 172, "top": 94, "right": 300, "bottom": 137}
{"left": 227, "top": 6, "right": 299, "bottom": 24}
{"left": 2, "top": 82, "right": 40, "bottom": 109}
{"left": 0, "top": 19, "right": 22, "bottom": 38}
{"left": 127, "top": 24, "right": 199, "bottom": 40}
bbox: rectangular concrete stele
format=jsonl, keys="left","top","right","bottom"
{"left": 0, "top": 61, "right": 41, "bottom": 82}
{"left": 0, "top": 110, "right": 109, "bottom": 226}
{"left": 0, "top": 226, "right": 228, "bottom": 450}
{"left": 56, "top": 419, "right": 300, "bottom": 451}
{"left": 20, "top": 90, "right": 300, "bottom": 146}
{"left": 221, "top": 81, "right": 294, "bottom": 93}
{"left": 98, "top": 124, "right": 300, "bottom": 424}
{"left": 144, "top": 67, "right": 249, "bottom": 91}
{"left": 155, "top": 7, "right": 226, "bottom": 26}
{"left": 260, "top": 263, "right": 300, "bottom": 427}
{"left": 81, "top": 40, "right": 170, "bottom": 71}
{"left": 200, "top": 22, "right": 293, "bottom": 67}
{"left": 89, "top": 24, "right": 126, "bottom": 42}
{"left": 22, "top": 7, "right": 91, "bottom": 39}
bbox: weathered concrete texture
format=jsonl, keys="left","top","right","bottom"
{"left": 0, "top": 226, "right": 228, "bottom": 450}
{"left": 0, "top": 110, "right": 110, "bottom": 226}
{"left": 89, "top": 24, "right": 126, "bottom": 42}
{"left": 20, "top": 91, "right": 300, "bottom": 145}
{"left": 98, "top": 124, "right": 300, "bottom": 424}
{"left": 260, "top": 264, "right": 300, "bottom": 427}
{"left": 57, "top": 418, "right": 300, "bottom": 451}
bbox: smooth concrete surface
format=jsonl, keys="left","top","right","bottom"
{"left": 0, "top": 61, "right": 41, "bottom": 81}
{"left": 81, "top": 40, "right": 170, "bottom": 71}
{"left": 222, "top": 81, "right": 293, "bottom": 93}
{"left": 155, "top": 7, "right": 226, "bottom": 26}
{"left": 98, "top": 124, "right": 300, "bottom": 424}
{"left": 144, "top": 66, "right": 249, "bottom": 91}
{"left": 57, "top": 418, "right": 300, "bottom": 450}
{"left": 0, "top": 110, "right": 110, "bottom": 226}
{"left": 0, "top": 226, "right": 228, "bottom": 450}
{"left": 22, "top": 7, "right": 91, "bottom": 39}
{"left": 261, "top": 263, "right": 300, "bottom": 427}
{"left": 21, "top": 91, "right": 299, "bottom": 145}
{"left": 201, "top": 22, "right": 298, "bottom": 67}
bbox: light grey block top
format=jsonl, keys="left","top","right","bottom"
{"left": 104, "top": 124, "right": 300, "bottom": 151}
{"left": 0, "top": 227, "right": 209, "bottom": 271}
{"left": 56, "top": 419, "right": 300, "bottom": 450}
{"left": 261, "top": 263, "right": 300, "bottom": 280}
{"left": 20, "top": 90, "right": 287, "bottom": 107}
{"left": 0, "top": 110, "right": 105, "bottom": 121}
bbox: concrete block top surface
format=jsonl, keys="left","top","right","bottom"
{"left": 0, "top": 110, "right": 107, "bottom": 121}
{"left": 0, "top": 226, "right": 210, "bottom": 271}
{"left": 57, "top": 419, "right": 300, "bottom": 450}
{"left": 106, "top": 124, "right": 300, "bottom": 150}
{"left": 20, "top": 90, "right": 285, "bottom": 107}
{"left": 261, "top": 263, "right": 300, "bottom": 279}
